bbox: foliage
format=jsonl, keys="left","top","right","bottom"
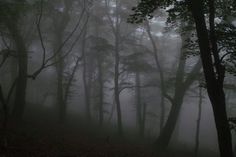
{"left": 129, "top": 0, "right": 236, "bottom": 76}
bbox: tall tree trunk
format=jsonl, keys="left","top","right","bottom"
{"left": 0, "top": 85, "right": 7, "bottom": 128}
{"left": 94, "top": 20, "right": 104, "bottom": 126}
{"left": 64, "top": 57, "right": 81, "bottom": 109}
{"left": 114, "top": 0, "right": 123, "bottom": 136}
{"left": 52, "top": 0, "right": 72, "bottom": 123}
{"left": 57, "top": 54, "right": 65, "bottom": 122}
{"left": 141, "top": 102, "right": 147, "bottom": 137}
{"left": 189, "top": 0, "right": 233, "bottom": 156}
{"left": 194, "top": 85, "right": 202, "bottom": 157}
{"left": 53, "top": 29, "right": 66, "bottom": 123}
{"left": 114, "top": 38, "right": 123, "bottom": 135}
{"left": 135, "top": 72, "right": 144, "bottom": 136}
{"left": 146, "top": 22, "right": 166, "bottom": 131}
{"left": 98, "top": 58, "right": 104, "bottom": 126}
{"left": 7, "top": 23, "right": 28, "bottom": 120}
{"left": 82, "top": 30, "right": 91, "bottom": 122}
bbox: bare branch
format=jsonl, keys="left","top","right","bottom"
{"left": 43, "top": 14, "right": 90, "bottom": 68}
{"left": 36, "top": 0, "right": 46, "bottom": 66}
{"left": 6, "top": 78, "right": 17, "bottom": 104}
{"left": 44, "top": 5, "right": 87, "bottom": 65}
{"left": 104, "top": 0, "right": 116, "bottom": 34}
{"left": 28, "top": 1, "right": 89, "bottom": 79}
{"left": 117, "top": 84, "right": 159, "bottom": 94}
{"left": 220, "top": 51, "right": 233, "bottom": 63}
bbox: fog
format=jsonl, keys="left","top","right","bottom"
{"left": 0, "top": 0, "right": 236, "bottom": 157}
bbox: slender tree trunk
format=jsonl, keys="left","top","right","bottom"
{"left": 81, "top": 27, "right": 93, "bottom": 122}
{"left": 52, "top": 0, "right": 72, "bottom": 123}
{"left": 113, "top": 0, "right": 123, "bottom": 136}
{"left": 98, "top": 58, "right": 104, "bottom": 126}
{"left": 146, "top": 22, "right": 166, "bottom": 131}
{"left": 141, "top": 102, "right": 147, "bottom": 137}
{"left": 0, "top": 85, "right": 7, "bottom": 129}
{"left": 7, "top": 23, "right": 28, "bottom": 120}
{"left": 53, "top": 29, "right": 66, "bottom": 123}
{"left": 57, "top": 55, "right": 65, "bottom": 122}
{"left": 189, "top": 0, "right": 233, "bottom": 156}
{"left": 82, "top": 57, "right": 91, "bottom": 121}
{"left": 0, "top": 84, "right": 8, "bottom": 151}
{"left": 135, "top": 72, "right": 144, "bottom": 136}
{"left": 94, "top": 20, "right": 104, "bottom": 126}
{"left": 194, "top": 85, "right": 202, "bottom": 157}
{"left": 64, "top": 58, "right": 80, "bottom": 107}
{"left": 114, "top": 39, "right": 123, "bottom": 135}
{"left": 82, "top": 31, "right": 91, "bottom": 122}
{"left": 159, "top": 94, "right": 165, "bottom": 130}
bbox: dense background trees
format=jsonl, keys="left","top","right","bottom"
{"left": 0, "top": 0, "right": 235, "bottom": 156}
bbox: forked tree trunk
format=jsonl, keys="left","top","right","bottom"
{"left": 155, "top": 57, "right": 201, "bottom": 150}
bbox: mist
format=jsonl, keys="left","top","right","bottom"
{"left": 0, "top": 0, "right": 236, "bottom": 157}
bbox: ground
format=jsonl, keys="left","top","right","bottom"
{"left": 0, "top": 114, "right": 217, "bottom": 157}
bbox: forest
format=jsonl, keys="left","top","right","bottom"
{"left": 0, "top": 0, "right": 236, "bottom": 157}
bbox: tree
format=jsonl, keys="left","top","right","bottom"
{"left": 87, "top": 34, "right": 113, "bottom": 126}
{"left": 138, "top": 16, "right": 202, "bottom": 148}
{"left": 121, "top": 44, "right": 154, "bottom": 136}
{"left": 145, "top": 21, "right": 166, "bottom": 131}
{"left": 45, "top": 0, "right": 90, "bottom": 122}
{"left": 104, "top": 0, "right": 127, "bottom": 135}
{"left": 190, "top": 1, "right": 233, "bottom": 156}
{"left": 129, "top": 0, "right": 235, "bottom": 156}
{"left": 0, "top": 1, "right": 29, "bottom": 120}
{"left": 194, "top": 80, "right": 203, "bottom": 157}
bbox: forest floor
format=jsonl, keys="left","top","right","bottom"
{"left": 0, "top": 113, "right": 218, "bottom": 157}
